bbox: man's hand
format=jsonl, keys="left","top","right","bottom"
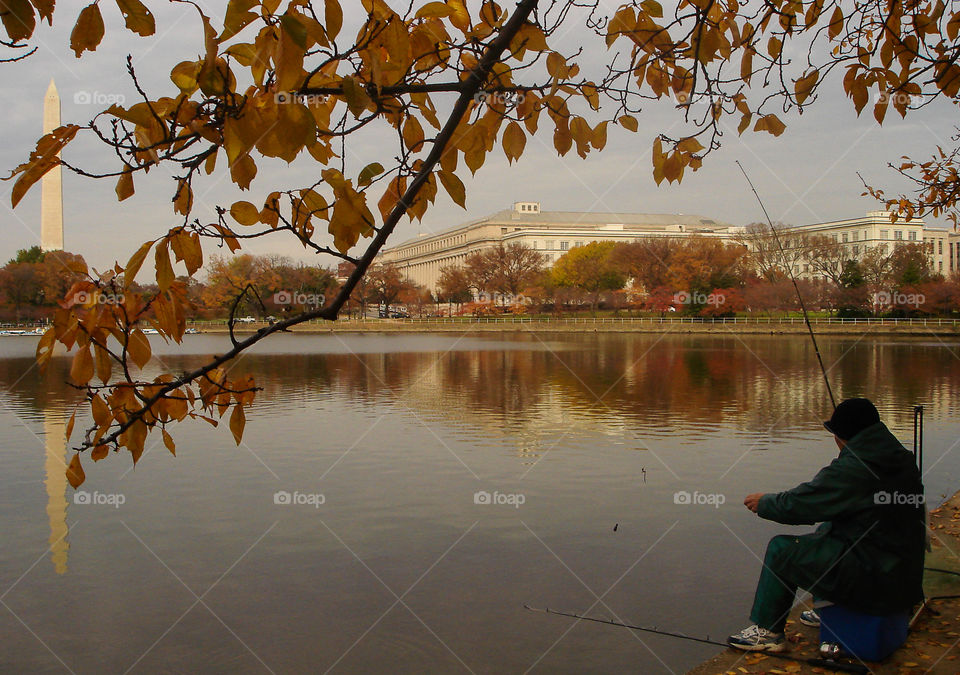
{"left": 744, "top": 493, "right": 765, "bottom": 513}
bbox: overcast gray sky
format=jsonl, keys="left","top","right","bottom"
{"left": 1, "top": 1, "right": 955, "bottom": 275}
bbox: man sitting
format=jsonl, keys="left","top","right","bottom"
{"left": 728, "top": 398, "right": 925, "bottom": 652}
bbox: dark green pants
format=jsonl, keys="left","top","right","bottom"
{"left": 749, "top": 534, "right": 848, "bottom": 633}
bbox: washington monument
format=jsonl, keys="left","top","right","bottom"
{"left": 41, "top": 79, "right": 63, "bottom": 252}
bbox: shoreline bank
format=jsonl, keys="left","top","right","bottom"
{"left": 192, "top": 319, "right": 960, "bottom": 337}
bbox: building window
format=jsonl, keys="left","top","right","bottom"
{"left": 501, "top": 227, "right": 508, "bottom": 234}
{"left": 939, "top": 261, "right": 943, "bottom": 272}
{"left": 908, "top": 231, "right": 917, "bottom": 241}
{"left": 938, "top": 240, "right": 943, "bottom": 254}
{"left": 853, "top": 245, "right": 859, "bottom": 255}
{"left": 560, "top": 241, "right": 569, "bottom": 250}
{"left": 852, "top": 231, "right": 859, "bottom": 242}
{"left": 532, "top": 241, "right": 538, "bottom": 249}
{"left": 895, "top": 231, "right": 903, "bottom": 240}
{"left": 545, "top": 240, "right": 554, "bottom": 250}
{"left": 803, "top": 264, "right": 810, "bottom": 273}
{"left": 881, "top": 230, "right": 888, "bottom": 239}
{"left": 831, "top": 234, "right": 838, "bottom": 242}
{"left": 842, "top": 233, "right": 849, "bottom": 243}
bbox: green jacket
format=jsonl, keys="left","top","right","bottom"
{"left": 757, "top": 421, "right": 925, "bottom": 613}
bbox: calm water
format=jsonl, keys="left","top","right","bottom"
{"left": 1, "top": 332, "right": 958, "bottom": 674}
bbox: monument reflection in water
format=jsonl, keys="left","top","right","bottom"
{"left": 43, "top": 412, "right": 69, "bottom": 575}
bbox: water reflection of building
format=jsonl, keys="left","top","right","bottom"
{"left": 44, "top": 412, "right": 69, "bottom": 574}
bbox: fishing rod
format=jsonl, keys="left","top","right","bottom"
{"left": 524, "top": 605, "right": 869, "bottom": 674}
{"left": 736, "top": 161, "right": 837, "bottom": 410}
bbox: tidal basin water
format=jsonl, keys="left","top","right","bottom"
{"left": 1, "top": 332, "right": 959, "bottom": 674}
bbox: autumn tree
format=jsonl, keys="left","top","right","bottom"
{"left": 436, "top": 264, "right": 472, "bottom": 309}
{"left": 0, "top": 263, "right": 43, "bottom": 319}
{"left": 551, "top": 241, "right": 626, "bottom": 312}
{"left": 804, "top": 234, "right": 858, "bottom": 285}
{"left": 366, "top": 262, "right": 414, "bottom": 309}
{"left": 486, "top": 242, "right": 546, "bottom": 300}
{"left": 736, "top": 222, "right": 815, "bottom": 283}
{"left": 463, "top": 251, "right": 497, "bottom": 299}
{"left": 6, "top": 0, "right": 960, "bottom": 485}
{"left": 888, "top": 242, "right": 937, "bottom": 287}
{"left": 666, "top": 236, "right": 749, "bottom": 295}
{"left": 613, "top": 237, "right": 679, "bottom": 291}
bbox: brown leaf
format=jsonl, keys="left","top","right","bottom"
{"left": 1, "top": 0, "right": 36, "bottom": 42}
{"left": 161, "top": 429, "right": 176, "bottom": 456}
{"left": 91, "top": 445, "right": 109, "bottom": 462}
{"left": 795, "top": 69, "right": 819, "bottom": 105}
{"left": 619, "top": 115, "right": 638, "bottom": 132}
{"left": 123, "top": 240, "right": 153, "bottom": 288}
{"left": 70, "top": 3, "right": 105, "bottom": 57}
{"left": 115, "top": 171, "right": 135, "bottom": 201}
{"left": 115, "top": 0, "right": 155, "bottom": 37}
{"left": 229, "top": 404, "right": 245, "bottom": 445}
{"left": 66, "top": 452, "right": 85, "bottom": 488}
{"left": 70, "top": 345, "right": 95, "bottom": 385}
{"left": 66, "top": 410, "right": 76, "bottom": 442}
{"left": 128, "top": 329, "right": 152, "bottom": 369}
{"left": 155, "top": 240, "right": 174, "bottom": 291}
{"left": 324, "top": 0, "right": 342, "bottom": 41}
{"left": 438, "top": 169, "right": 466, "bottom": 208}
{"left": 230, "top": 153, "right": 257, "bottom": 190}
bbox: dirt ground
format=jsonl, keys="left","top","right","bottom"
{"left": 687, "top": 492, "right": 960, "bottom": 675}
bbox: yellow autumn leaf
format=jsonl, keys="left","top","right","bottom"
{"left": 438, "top": 169, "right": 466, "bottom": 208}
{"left": 502, "top": 121, "right": 526, "bottom": 163}
{"left": 795, "top": 69, "right": 819, "bottom": 105}
{"left": 70, "top": 345, "right": 94, "bottom": 385}
{"left": 229, "top": 404, "right": 245, "bottom": 445}
{"left": 94, "top": 343, "right": 112, "bottom": 384}
{"left": 162, "top": 429, "right": 176, "bottom": 456}
{"left": 116, "top": 171, "right": 135, "bottom": 201}
{"left": 230, "top": 200, "right": 260, "bottom": 225}
{"left": 128, "top": 329, "right": 152, "bottom": 368}
{"left": 619, "top": 115, "right": 638, "bottom": 132}
{"left": 402, "top": 116, "right": 425, "bottom": 151}
{"left": 123, "top": 240, "right": 153, "bottom": 288}
{"left": 66, "top": 452, "right": 85, "bottom": 489}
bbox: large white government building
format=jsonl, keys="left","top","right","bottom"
{"left": 379, "top": 202, "right": 745, "bottom": 291}
{"left": 378, "top": 202, "right": 960, "bottom": 292}
{"left": 776, "top": 211, "right": 958, "bottom": 279}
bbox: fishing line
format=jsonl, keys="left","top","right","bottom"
{"left": 736, "top": 161, "right": 837, "bottom": 410}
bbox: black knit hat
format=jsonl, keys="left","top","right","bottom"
{"left": 823, "top": 398, "right": 881, "bottom": 441}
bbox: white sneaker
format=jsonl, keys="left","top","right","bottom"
{"left": 727, "top": 624, "right": 787, "bottom": 652}
{"left": 799, "top": 609, "right": 821, "bottom": 627}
